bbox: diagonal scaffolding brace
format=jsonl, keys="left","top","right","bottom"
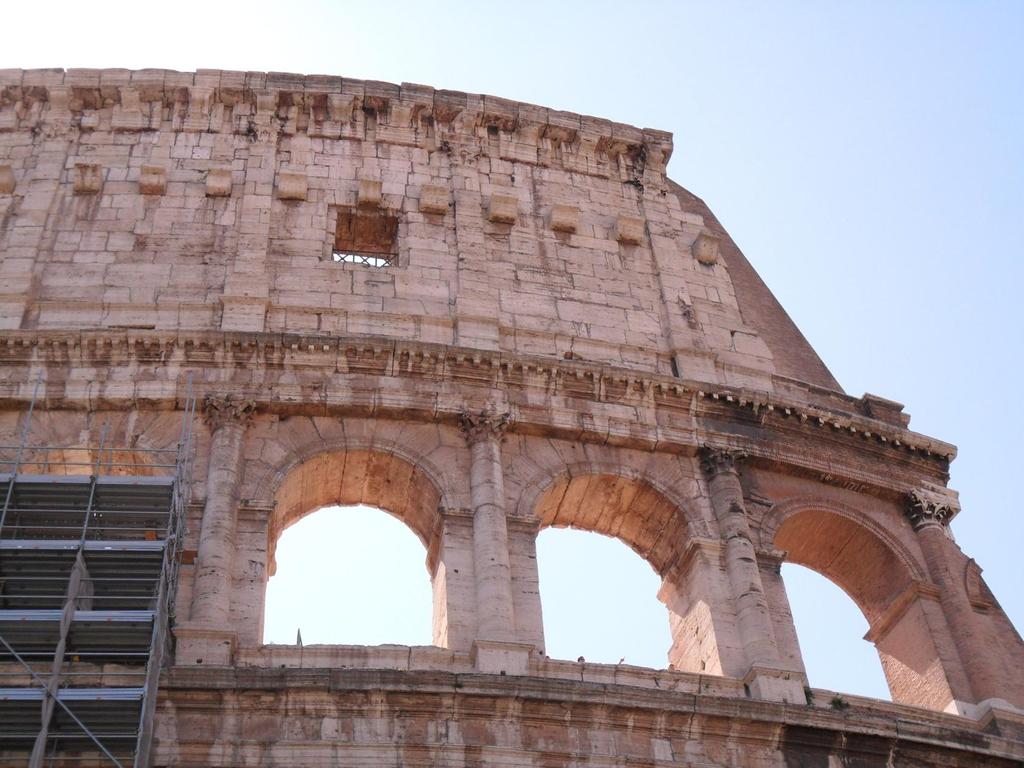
{"left": 0, "top": 375, "right": 197, "bottom": 768}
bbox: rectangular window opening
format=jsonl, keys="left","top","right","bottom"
{"left": 332, "top": 207, "right": 399, "bottom": 268}
{"left": 332, "top": 251, "right": 395, "bottom": 268}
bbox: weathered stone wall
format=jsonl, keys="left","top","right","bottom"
{"left": 0, "top": 67, "right": 824, "bottom": 387}
{"left": 2, "top": 69, "right": 1023, "bottom": 767}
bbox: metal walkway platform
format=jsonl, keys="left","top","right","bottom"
{"left": 0, "top": 385, "right": 195, "bottom": 768}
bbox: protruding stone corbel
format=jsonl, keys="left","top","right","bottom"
{"left": 699, "top": 445, "right": 747, "bottom": 479}
{"left": 276, "top": 171, "right": 307, "bottom": 201}
{"left": 0, "top": 164, "right": 14, "bottom": 195}
{"left": 692, "top": 232, "right": 721, "bottom": 265}
{"left": 487, "top": 194, "right": 519, "bottom": 224}
{"left": 418, "top": 185, "right": 449, "bottom": 215}
{"left": 615, "top": 215, "right": 644, "bottom": 244}
{"left": 202, "top": 394, "right": 256, "bottom": 432}
{"left": 184, "top": 86, "right": 214, "bottom": 132}
{"left": 205, "top": 169, "right": 232, "bottom": 197}
{"left": 112, "top": 87, "right": 146, "bottom": 131}
{"left": 549, "top": 204, "right": 579, "bottom": 233}
{"left": 358, "top": 178, "right": 382, "bottom": 208}
{"left": 138, "top": 165, "right": 166, "bottom": 195}
{"left": 459, "top": 406, "right": 511, "bottom": 445}
{"left": 906, "top": 488, "right": 960, "bottom": 531}
{"left": 73, "top": 163, "right": 102, "bottom": 195}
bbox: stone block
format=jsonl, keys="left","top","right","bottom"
{"left": 744, "top": 666, "right": 808, "bottom": 705}
{"left": 615, "top": 215, "right": 644, "bottom": 244}
{"left": 693, "top": 231, "right": 721, "bottom": 265}
{"left": 472, "top": 640, "right": 532, "bottom": 676}
{"left": 139, "top": 165, "right": 167, "bottom": 195}
{"left": 277, "top": 171, "right": 308, "bottom": 201}
{"left": 174, "top": 625, "right": 238, "bottom": 666}
{"left": 74, "top": 163, "right": 103, "bottom": 195}
{"left": 358, "top": 178, "right": 382, "bottom": 208}
{"left": 206, "top": 168, "right": 232, "bottom": 197}
{"left": 0, "top": 165, "right": 14, "bottom": 194}
{"left": 488, "top": 194, "right": 519, "bottom": 224}
{"left": 549, "top": 204, "right": 578, "bottom": 233}
{"left": 419, "top": 184, "right": 449, "bottom": 215}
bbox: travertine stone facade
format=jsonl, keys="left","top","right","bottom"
{"left": 2, "top": 68, "right": 1023, "bottom": 767}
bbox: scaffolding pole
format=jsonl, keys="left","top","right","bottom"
{"left": 0, "top": 377, "right": 196, "bottom": 768}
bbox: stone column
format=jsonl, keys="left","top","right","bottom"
{"left": 460, "top": 408, "right": 530, "bottom": 674}
{"left": 756, "top": 549, "right": 807, "bottom": 677}
{"left": 430, "top": 508, "right": 478, "bottom": 653}
{"left": 176, "top": 395, "right": 254, "bottom": 665}
{"left": 700, "top": 447, "right": 804, "bottom": 702}
{"left": 906, "top": 490, "right": 997, "bottom": 709}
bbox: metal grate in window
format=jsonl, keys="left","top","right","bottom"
{"left": 332, "top": 251, "right": 395, "bottom": 268}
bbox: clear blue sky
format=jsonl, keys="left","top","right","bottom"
{"left": 8, "top": 0, "right": 1022, "bottom": 702}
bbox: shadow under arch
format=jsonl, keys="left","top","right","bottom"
{"left": 766, "top": 499, "right": 960, "bottom": 712}
{"left": 268, "top": 448, "right": 442, "bottom": 572}
{"left": 258, "top": 447, "right": 460, "bottom": 649}
{"left": 533, "top": 471, "right": 691, "bottom": 576}
{"left": 530, "top": 469, "right": 729, "bottom": 676}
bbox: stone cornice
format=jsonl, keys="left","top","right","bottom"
{"left": 0, "top": 328, "right": 955, "bottom": 494}
{"left": 0, "top": 68, "right": 673, "bottom": 181}
{"left": 159, "top": 666, "right": 1024, "bottom": 760}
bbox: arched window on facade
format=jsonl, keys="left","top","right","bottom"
{"left": 537, "top": 527, "right": 672, "bottom": 667}
{"left": 263, "top": 504, "right": 432, "bottom": 645}
{"left": 258, "top": 449, "right": 447, "bottom": 649}
{"left": 532, "top": 472, "right": 693, "bottom": 670}
{"left": 781, "top": 562, "right": 890, "bottom": 700}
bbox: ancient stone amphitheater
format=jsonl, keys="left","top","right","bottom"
{"left": 0, "top": 68, "right": 1022, "bottom": 767}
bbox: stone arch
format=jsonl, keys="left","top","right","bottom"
{"left": 251, "top": 433, "right": 460, "bottom": 515}
{"left": 251, "top": 441, "right": 472, "bottom": 651}
{"left": 761, "top": 497, "right": 926, "bottom": 622}
{"left": 267, "top": 448, "right": 442, "bottom": 567}
{"left": 521, "top": 462, "right": 733, "bottom": 675}
{"left": 529, "top": 468, "right": 692, "bottom": 577}
{"left": 764, "top": 497, "right": 961, "bottom": 711}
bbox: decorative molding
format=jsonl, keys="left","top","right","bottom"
{"left": 906, "top": 489, "right": 960, "bottom": 531}
{"left": 0, "top": 70, "right": 673, "bottom": 184}
{"left": 202, "top": 394, "right": 256, "bottom": 431}
{"left": 0, "top": 330, "right": 957, "bottom": 486}
{"left": 699, "top": 445, "right": 746, "bottom": 479}
{"left": 459, "top": 406, "right": 511, "bottom": 444}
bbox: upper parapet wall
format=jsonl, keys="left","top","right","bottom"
{"left": 0, "top": 68, "right": 846, "bottom": 399}
{"left": 0, "top": 68, "right": 673, "bottom": 179}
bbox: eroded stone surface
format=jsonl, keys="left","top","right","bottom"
{"left": 0, "top": 68, "right": 1022, "bottom": 768}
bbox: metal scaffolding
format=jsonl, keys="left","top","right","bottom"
{"left": 0, "top": 380, "right": 196, "bottom": 767}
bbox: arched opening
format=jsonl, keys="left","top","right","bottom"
{"left": 781, "top": 563, "right": 890, "bottom": 700}
{"left": 260, "top": 449, "right": 453, "bottom": 649}
{"left": 533, "top": 473, "right": 717, "bottom": 673}
{"left": 263, "top": 504, "right": 432, "bottom": 645}
{"left": 773, "top": 506, "right": 956, "bottom": 710}
{"left": 537, "top": 527, "right": 671, "bottom": 668}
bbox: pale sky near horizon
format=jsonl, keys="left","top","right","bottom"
{"left": 6, "top": 1, "right": 1022, "bottom": 703}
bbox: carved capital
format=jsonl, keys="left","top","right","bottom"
{"left": 905, "top": 489, "right": 958, "bottom": 531}
{"left": 202, "top": 394, "right": 256, "bottom": 432}
{"left": 699, "top": 445, "right": 746, "bottom": 479}
{"left": 459, "top": 407, "right": 511, "bottom": 444}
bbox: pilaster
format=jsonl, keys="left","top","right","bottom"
{"left": 460, "top": 406, "right": 526, "bottom": 673}
{"left": 699, "top": 446, "right": 804, "bottom": 702}
{"left": 904, "top": 488, "right": 1005, "bottom": 707}
{"left": 176, "top": 394, "right": 255, "bottom": 665}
